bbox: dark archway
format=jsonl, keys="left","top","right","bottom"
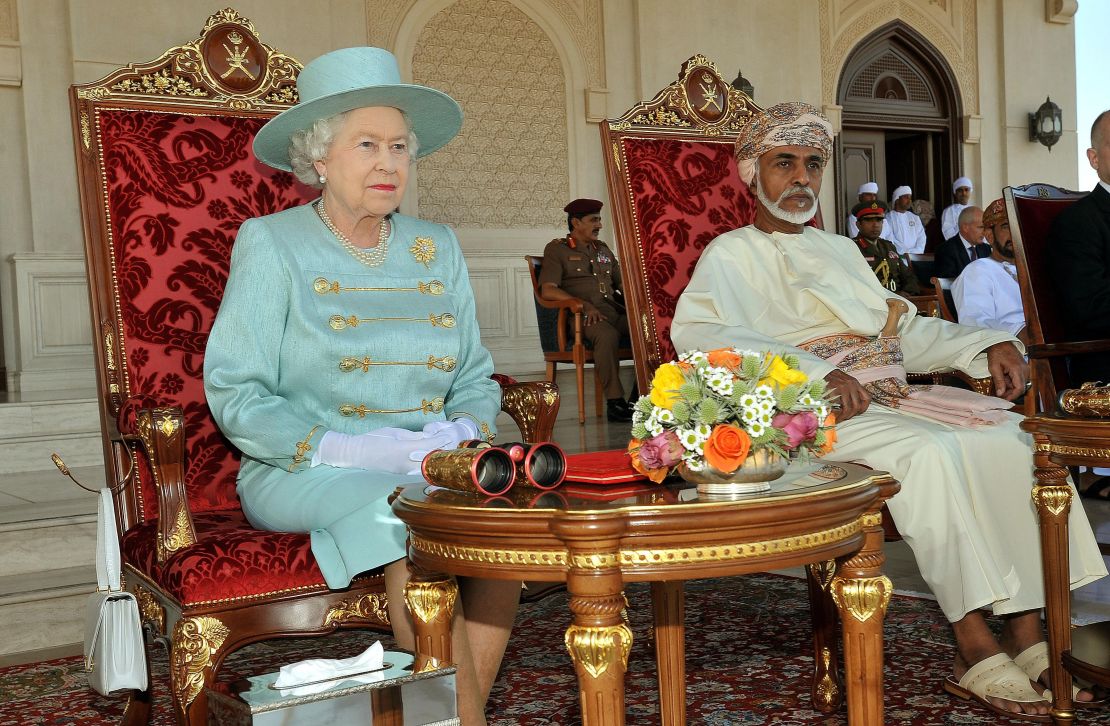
{"left": 835, "top": 21, "right": 964, "bottom": 247}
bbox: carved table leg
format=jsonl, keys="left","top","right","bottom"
{"left": 651, "top": 580, "right": 686, "bottom": 726}
{"left": 404, "top": 574, "right": 458, "bottom": 673}
{"left": 807, "top": 559, "right": 843, "bottom": 712}
{"left": 554, "top": 519, "right": 630, "bottom": 726}
{"left": 831, "top": 512, "right": 890, "bottom": 726}
{"left": 1031, "top": 434, "right": 1076, "bottom": 726}
{"left": 170, "top": 615, "right": 229, "bottom": 726}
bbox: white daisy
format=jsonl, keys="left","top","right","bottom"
{"left": 678, "top": 428, "right": 702, "bottom": 451}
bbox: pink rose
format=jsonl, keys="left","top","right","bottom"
{"left": 772, "top": 411, "right": 819, "bottom": 450}
{"left": 638, "top": 431, "right": 684, "bottom": 470}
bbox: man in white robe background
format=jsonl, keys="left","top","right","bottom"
{"left": 672, "top": 102, "right": 1106, "bottom": 721}
{"left": 887, "top": 185, "right": 928, "bottom": 254}
{"left": 941, "top": 176, "right": 974, "bottom": 239}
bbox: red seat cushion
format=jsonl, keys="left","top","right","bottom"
{"left": 123, "top": 512, "right": 334, "bottom": 606}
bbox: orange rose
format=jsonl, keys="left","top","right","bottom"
{"left": 707, "top": 348, "right": 743, "bottom": 369}
{"left": 703, "top": 424, "right": 752, "bottom": 472}
{"left": 818, "top": 413, "right": 837, "bottom": 455}
{"left": 628, "top": 439, "right": 669, "bottom": 483}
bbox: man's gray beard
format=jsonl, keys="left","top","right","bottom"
{"left": 754, "top": 173, "right": 818, "bottom": 225}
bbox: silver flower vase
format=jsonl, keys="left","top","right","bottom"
{"left": 677, "top": 449, "right": 786, "bottom": 497}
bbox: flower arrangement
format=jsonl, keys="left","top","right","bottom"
{"left": 628, "top": 348, "right": 837, "bottom": 483}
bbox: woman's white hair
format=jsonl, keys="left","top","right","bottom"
{"left": 287, "top": 109, "right": 420, "bottom": 189}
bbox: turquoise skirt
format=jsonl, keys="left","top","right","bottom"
{"left": 237, "top": 460, "right": 414, "bottom": 588}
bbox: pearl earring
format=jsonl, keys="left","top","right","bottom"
{"left": 318, "top": 174, "right": 326, "bottom": 184}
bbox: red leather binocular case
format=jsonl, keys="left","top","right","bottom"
{"left": 422, "top": 440, "right": 567, "bottom": 495}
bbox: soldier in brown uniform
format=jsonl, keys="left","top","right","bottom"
{"left": 539, "top": 198, "right": 632, "bottom": 422}
{"left": 851, "top": 200, "right": 921, "bottom": 295}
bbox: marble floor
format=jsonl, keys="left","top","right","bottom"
{"left": 512, "top": 376, "right": 1110, "bottom": 627}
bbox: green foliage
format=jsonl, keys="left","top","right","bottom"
{"left": 631, "top": 423, "right": 649, "bottom": 440}
{"left": 670, "top": 401, "right": 691, "bottom": 425}
{"left": 776, "top": 384, "right": 801, "bottom": 411}
{"left": 783, "top": 353, "right": 801, "bottom": 368}
{"left": 808, "top": 379, "right": 827, "bottom": 399}
{"left": 679, "top": 382, "right": 703, "bottom": 401}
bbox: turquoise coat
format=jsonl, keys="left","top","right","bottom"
{"left": 204, "top": 202, "right": 499, "bottom": 587}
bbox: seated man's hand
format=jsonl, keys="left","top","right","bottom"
{"left": 582, "top": 302, "right": 604, "bottom": 326}
{"left": 823, "top": 369, "right": 871, "bottom": 423}
{"left": 986, "top": 341, "right": 1028, "bottom": 401}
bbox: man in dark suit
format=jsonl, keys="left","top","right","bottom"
{"left": 1047, "top": 109, "right": 1110, "bottom": 387}
{"left": 935, "top": 205, "right": 991, "bottom": 279}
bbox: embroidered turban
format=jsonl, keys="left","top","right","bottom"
{"left": 982, "top": 197, "right": 1008, "bottom": 229}
{"left": 953, "top": 176, "right": 973, "bottom": 192}
{"left": 734, "top": 102, "right": 833, "bottom": 185}
{"left": 891, "top": 185, "right": 912, "bottom": 203}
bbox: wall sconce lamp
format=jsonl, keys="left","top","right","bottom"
{"left": 731, "top": 69, "right": 754, "bottom": 100}
{"left": 1029, "top": 96, "right": 1062, "bottom": 150}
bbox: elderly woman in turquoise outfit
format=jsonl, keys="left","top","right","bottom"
{"left": 204, "top": 47, "right": 518, "bottom": 725}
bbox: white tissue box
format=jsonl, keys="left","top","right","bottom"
{"left": 206, "top": 650, "right": 458, "bottom": 726}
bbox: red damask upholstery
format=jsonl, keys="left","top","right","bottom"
{"left": 619, "top": 137, "right": 755, "bottom": 364}
{"left": 100, "top": 109, "right": 315, "bottom": 519}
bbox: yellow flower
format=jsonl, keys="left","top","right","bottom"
{"left": 650, "top": 362, "right": 685, "bottom": 409}
{"left": 760, "top": 355, "right": 808, "bottom": 388}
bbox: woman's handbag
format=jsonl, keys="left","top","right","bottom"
{"left": 83, "top": 487, "right": 147, "bottom": 695}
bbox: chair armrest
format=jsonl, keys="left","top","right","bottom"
{"left": 133, "top": 406, "right": 198, "bottom": 564}
{"left": 499, "top": 381, "right": 560, "bottom": 442}
{"left": 1026, "top": 339, "right": 1110, "bottom": 358}
{"left": 534, "top": 295, "right": 584, "bottom": 314}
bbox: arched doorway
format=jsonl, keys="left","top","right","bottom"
{"left": 835, "top": 22, "right": 963, "bottom": 248}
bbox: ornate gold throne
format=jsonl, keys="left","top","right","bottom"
{"left": 69, "top": 9, "right": 557, "bottom": 725}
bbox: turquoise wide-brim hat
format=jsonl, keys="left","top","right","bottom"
{"left": 253, "top": 46, "right": 463, "bottom": 171}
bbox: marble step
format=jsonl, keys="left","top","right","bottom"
{"left": 0, "top": 397, "right": 104, "bottom": 474}
{"left": 0, "top": 498, "right": 98, "bottom": 579}
{"left": 0, "top": 566, "right": 92, "bottom": 658}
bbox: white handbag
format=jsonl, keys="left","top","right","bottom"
{"left": 83, "top": 487, "right": 148, "bottom": 695}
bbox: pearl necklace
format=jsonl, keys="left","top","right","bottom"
{"left": 316, "top": 199, "right": 390, "bottom": 267}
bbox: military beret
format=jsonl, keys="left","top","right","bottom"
{"left": 851, "top": 200, "right": 888, "bottom": 220}
{"left": 564, "top": 198, "right": 603, "bottom": 216}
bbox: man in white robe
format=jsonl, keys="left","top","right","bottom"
{"left": 887, "top": 184, "right": 927, "bottom": 254}
{"left": 941, "top": 176, "right": 974, "bottom": 239}
{"left": 953, "top": 198, "right": 1028, "bottom": 343}
{"left": 672, "top": 102, "right": 1106, "bottom": 721}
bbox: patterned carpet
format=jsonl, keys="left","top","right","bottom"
{"left": 2, "top": 573, "right": 1107, "bottom": 725}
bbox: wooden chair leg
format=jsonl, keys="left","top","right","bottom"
{"left": 575, "top": 360, "right": 587, "bottom": 425}
{"left": 546, "top": 361, "right": 557, "bottom": 383}
{"left": 594, "top": 366, "right": 604, "bottom": 418}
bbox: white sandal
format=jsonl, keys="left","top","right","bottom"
{"left": 1013, "top": 641, "right": 1106, "bottom": 707}
{"left": 943, "top": 652, "right": 1051, "bottom": 723}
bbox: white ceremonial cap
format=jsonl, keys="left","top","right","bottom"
{"left": 858, "top": 181, "right": 879, "bottom": 195}
{"left": 891, "top": 185, "right": 912, "bottom": 201}
{"left": 952, "top": 176, "right": 973, "bottom": 192}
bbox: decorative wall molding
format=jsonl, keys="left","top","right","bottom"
{"left": 819, "top": 0, "right": 979, "bottom": 115}
{"left": 365, "top": 0, "right": 604, "bottom": 87}
{"left": 0, "top": 0, "right": 17, "bottom": 40}
{"left": 410, "top": 0, "right": 570, "bottom": 227}
{"left": 0, "top": 41, "right": 19, "bottom": 86}
{"left": 1045, "top": 0, "right": 1078, "bottom": 24}
{"left": 0, "top": 1, "right": 19, "bottom": 86}
{"left": 8, "top": 253, "right": 95, "bottom": 391}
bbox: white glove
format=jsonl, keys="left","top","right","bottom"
{"left": 312, "top": 427, "right": 453, "bottom": 475}
{"left": 421, "top": 419, "right": 481, "bottom": 449}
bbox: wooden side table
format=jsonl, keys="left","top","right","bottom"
{"left": 1021, "top": 415, "right": 1110, "bottom": 725}
{"left": 393, "top": 462, "right": 898, "bottom": 726}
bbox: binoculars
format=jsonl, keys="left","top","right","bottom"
{"left": 421, "top": 440, "right": 567, "bottom": 497}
